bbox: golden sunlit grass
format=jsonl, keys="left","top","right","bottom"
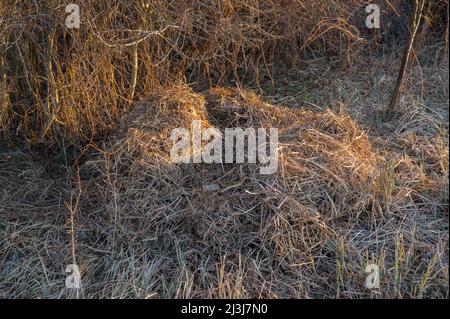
{"left": 0, "top": 0, "right": 448, "bottom": 299}
{"left": 0, "top": 0, "right": 373, "bottom": 147}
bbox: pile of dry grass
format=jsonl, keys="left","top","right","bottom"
{"left": 0, "top": 1, "right": 447, "bottom": 300}
{"left": 45, "top": 86, "right": 442, "bottom": 298}
{"left": 0, "top": 84, "right": 447, "bottom": 298}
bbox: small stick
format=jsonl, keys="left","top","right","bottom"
{"left": 129, "top": 42, "right": 139, "bottom": 104}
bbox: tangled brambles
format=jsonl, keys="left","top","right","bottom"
{"left": 2, "top": 1, "right": 446, "bottom": 146}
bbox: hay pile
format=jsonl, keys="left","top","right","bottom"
{"left": 0, "top": 85, "right": 447, "bottom": 298}
{"left": 77, "top": 87, "right": 384, "bottom": 298}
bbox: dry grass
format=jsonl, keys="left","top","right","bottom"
{"left": 0, "top": 1, "right": 448, "bottom": 299}
{"left": 1, "top": 74, "right": 447, "bottom": 297}
{"left": 0, "top": 0, "right": 421, "bottom": 146}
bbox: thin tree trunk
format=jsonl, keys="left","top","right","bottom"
{"left": 129, "top": 43, "right": 139, "bottom": 104}
{"left": 386, "top": 0, "right": 425, "bottom": 117}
